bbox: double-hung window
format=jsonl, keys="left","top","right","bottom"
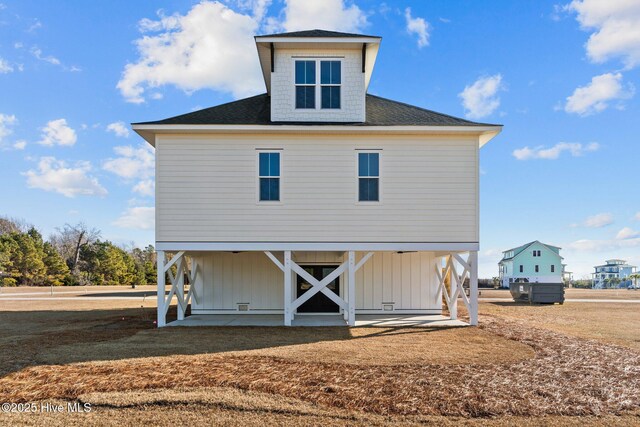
{"left": 295, "top": 60, "right": 315, "bottom": 109}
{"left": 258, "top": 152, "right": 280, "bottom": 202}
{"left": 295, "top": 59, "right": 341, "bottom": 109}
{"left": 320, "top": 61, "right": 340, "bottom": 109}
{"left": 358, "top": 152, "right": 379, "bottom": 202}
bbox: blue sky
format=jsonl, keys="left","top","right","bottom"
{"left": 0, "top": 0, "right": 639, "bottom": 278}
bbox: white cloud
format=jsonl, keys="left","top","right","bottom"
{"left": 24, "top": 157, "right": 107, "bottom": 198}
{"left": 27, "top": 19, "right": 42, "bottom": 33}
{"left": 459, "top": 74, "right": 504, "bottom": 119}
{"left": 512, "top": 142, "right": 599, "bottom": 160}
{"left": 30, "top": 46, "right": 81, "bottom": 72}
{"left": 117, "top": 1, "right": 264, "bottom": 103}
{"left": 30, "top": 46, "right": 61, "bottom": 66}
{"left": 564, "top": 72, "right": 634, "bottom": 115}
{"left": 103, "top": 144, "right": 154, "bottom": 179}
{"left": 570, "top": 212, "right": 614, "bottom": 228}
{"left": 568, "top": 236, "right": 640, "bottom": 252}
{"left": 132, "top": 179, "right": 155, "bottom": 197}
{"left": 117, "top": 0, "right": 370, "bottom": 103}
{"left": 404, "top": 8, "right": 430, "bottom": 48}
{"left": 0, "top": 57, "right": 13, "bottom": 73}
{"left": 0, "top": 113, "right": 17, "bottom": 145}
{"left": 13, "top": 140, "right": 26, "bottom": 150}
{"left": 113, "top": 207, "right": 155, "bottom": 230}
{"left": 106, "top": 121, "right": 130, "bottom": 138}
{"left": 566, "top": 0, "right": 640, "bottom": 69}
{"left": 37, "top": 118, "right": 77, "bottom": 146}
{"left": 280, "top": 0, "right": 367, "bottom": 32}
{"left": 616, "top": 227, "right": 640, "bottom": 240}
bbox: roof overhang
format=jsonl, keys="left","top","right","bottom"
{"left": 155, "top": 241, "right": 479, "bottom": 252}
{"left": 132, "top": 124, "right": 502, "bottom": 147}
{"left": 254, "top": 36, "right": 381, "bottom": 95}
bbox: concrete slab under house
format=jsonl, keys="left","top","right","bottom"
{"left": 132, "top": 29, "right": 502, "bottom": 328}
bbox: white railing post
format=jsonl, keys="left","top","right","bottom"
{"left": 284, "top": 250, "right": 292, "bottom": 326}
{"left": 156, "top": 250, "right": 166, "bottom": 327}
{"left": 448, "top": 254, "right": 458, "bottom": 320}
{"left": 469, "top": 251, "right": 479, "bottom": 326}
{"left": 176, "top": 255, "right": 185, "bottom": 321}
{"left": 348, "top": 251, "right": 356, "bottom": 326}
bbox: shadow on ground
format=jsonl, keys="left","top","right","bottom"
{"left": 0, "top": 305, "right": 489, "bottom": 377}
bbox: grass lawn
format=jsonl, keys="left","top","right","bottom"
{"left": 480, "top": 288, "right": 640, "bottom": 300}
{"left": 0, "top": 290, "right": 638, "bottom": 425}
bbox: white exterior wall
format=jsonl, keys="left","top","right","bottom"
{"left": 155, "top": 133, "right": 479, "bottom": 244}
{"left": 190, "top": 251, "right": 441, "bottom": 314}
{"left": 270, "top": 48, "right": 365, "bottom": 122}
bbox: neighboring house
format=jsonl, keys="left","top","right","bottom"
{"left": 591, "top": 259, "right": 637, "bottom": 288}
{"left": 498, "top": 241, "right": 565, "bottom": 288}
{"left": 132, "top": 29, "right": 502, "bottom": 327}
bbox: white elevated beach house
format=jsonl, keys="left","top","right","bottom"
{"left": 132, "top": 29, "right": 502, "bottom": 327}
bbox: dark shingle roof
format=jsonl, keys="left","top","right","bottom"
{"left": 255, "top": 29, "right": 379, "bottom": 39}
{"left": 134, "top": 94, "right": 499, "bottom": 127}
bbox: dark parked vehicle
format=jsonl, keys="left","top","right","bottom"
{"left": 510, "top": 282, "right": 564, "bottom": 304}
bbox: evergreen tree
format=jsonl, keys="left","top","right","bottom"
{"left": 42, "top": 242, "right": 70, "bottom": 286}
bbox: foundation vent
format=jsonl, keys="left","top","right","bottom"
{"left": 382, "top": 302, "right": 395, "bottom": 311}
{"left": 237, "top": 303, "right": 250, "bottom": 311}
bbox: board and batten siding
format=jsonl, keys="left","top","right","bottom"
{"left": 155, "top": 133, "right": 479, "bottom": 243}
{"left": 190, "top": 251, "right": 440, "bottom": 313}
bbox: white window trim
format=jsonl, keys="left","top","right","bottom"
{"left": 293, "top": 58, "right": 343, "bottom": 111}
{"left": 256, "top": 149, "right": 282, "bottom": 205}
{"left": 355, "top": 149, "right": 382, "bottom": 204}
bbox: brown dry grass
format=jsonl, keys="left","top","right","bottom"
{"left": 40, "top": 325, "right": 533, "bottom": 367}
{"left": 480, "top": 288, "right": 640, "bottom": 300}
{"left": 0, "top": 315, "right": 638, "bottom": 418}
{"left": 480, "top": 301, "right": 640, "bottom": 350}
{"left": 3, "top": 389, "right": 640, "bottom": 426}
{"left": 0, "top": 297, "right": 639, "bottom": 424}
{"left": 0, "top": 285, "right": 158, "bottom": 294}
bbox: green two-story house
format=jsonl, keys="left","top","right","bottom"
{"left": 498, "top": 241, "right": 567, "bottom": 288}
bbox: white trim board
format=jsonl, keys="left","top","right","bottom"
{"left": 156, "top": 241, "right": 479, "bottom": 252}
{"left": 132, "top": 124, "right": 502, "bottom": 147}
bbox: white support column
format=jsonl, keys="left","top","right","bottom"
{"left": 469, "top": 251, "right": 479, "bottom": 326}
{"left": 176, "top": 257, "right": 185, "bottom": 321}
{"left": 284, "top": 250, "right": 292, "bottom": 326}
{"left": 156, "top": 250, "right": 166, "bottom": 327}
{"left": 348, "top": 251, "right": 356, "bottom": 326}
{"left": 448, "top": 254, "right": 458, "bottom": 320}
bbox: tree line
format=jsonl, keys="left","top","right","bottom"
{"left": 0, "top": 216, "right": 156, "bottom": 287}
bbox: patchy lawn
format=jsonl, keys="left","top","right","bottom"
{"left": 480, "top": 301, "right": 640, "bottom": 350}
{"left": 0, "top": 295, "right": 638, "bottom": 425}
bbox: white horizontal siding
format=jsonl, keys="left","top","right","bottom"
{"left": 190, "top": 251, "right": 440, "bottom": 313}
{"left": 156, "top": 133, "right": 478, "bottom": 243}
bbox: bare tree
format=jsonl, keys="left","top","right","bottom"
{"left": 49, "top": 223, "right": 101, "bottom": 274}
{"left": 0, "top": 216, "right": 31, "bottom": 235}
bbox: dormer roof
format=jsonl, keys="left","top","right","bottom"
{"left": 256, "top": 29, "right": 378, "bottom": 38}
{"left": 254, "top": 28, "right": 381, "bottom": 94}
